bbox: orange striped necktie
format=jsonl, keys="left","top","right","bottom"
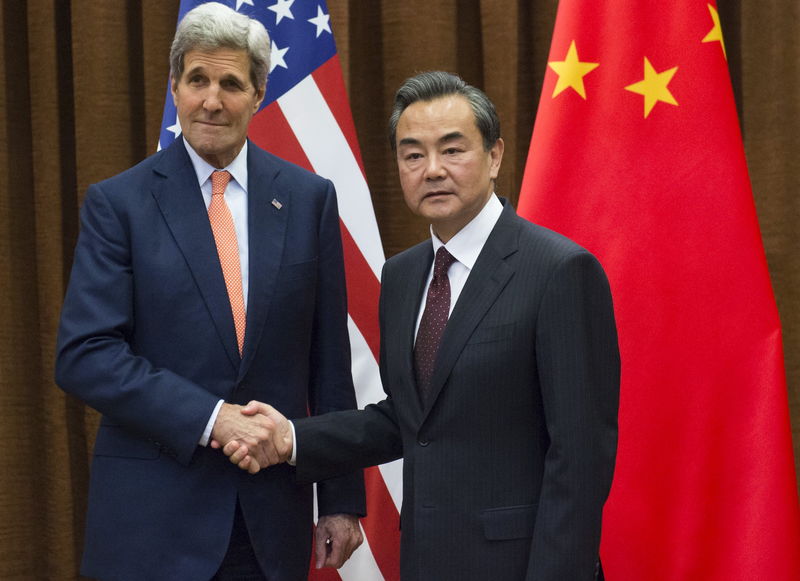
{"left": 209, "top": 170, "right": 246, "bottom": 356}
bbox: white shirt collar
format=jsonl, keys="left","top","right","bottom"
{"left": 430, "top": 193, "right": 503, "bottom": 269}
{"left": 182, "top": 138, "right": 249, "bottom": 193}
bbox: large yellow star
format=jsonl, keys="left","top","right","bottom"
{"left": 625, "top": 57, "right": 679, "bottom": 118}
{"left": 702, "top": 4, "right": 727, "bottom": 60}
{"left": 548, "top": 40, "right": 599, "bottom": 99}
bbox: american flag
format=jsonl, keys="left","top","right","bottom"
{"left": 158, "top": 1, "right": 401, "bottom": 579}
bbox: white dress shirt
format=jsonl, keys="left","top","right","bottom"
{"left": 414, "top": 193, "right": 504, "bottom": 339}
{"left": 183, "top": 139, "right": 250, "bottom": 446}
{"left": 289, "top": 193, "right": 504, "bottom": 464}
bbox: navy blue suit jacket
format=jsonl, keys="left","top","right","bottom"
{"left": 295, "top": 201, "right": 619, "bottom": 580}
{"left": 56, "top": 138, "right": 365, "bottom": 581}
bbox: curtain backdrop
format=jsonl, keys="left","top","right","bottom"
{"left": 1, "top": 1, "right": 797, "bottom": 578}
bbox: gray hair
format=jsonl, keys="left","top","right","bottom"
{"left": 170, "top": 2, "right": 271, "bottom": 93}
{"left": 388, "top": 71, "right": 500, "bottom": 152}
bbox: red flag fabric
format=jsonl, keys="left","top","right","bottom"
{"left": 518, "top": 2, "right": 800, "bottom": 579}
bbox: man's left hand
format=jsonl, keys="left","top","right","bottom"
{"left": 315, "top": 514, "right": 363, "bottom": 569}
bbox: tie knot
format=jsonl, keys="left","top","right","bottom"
{"left": 211, "top": 170, "right": 231, "bottom": 196}
{"left": 433, "top": 247, "right": 456, "bottom": 277}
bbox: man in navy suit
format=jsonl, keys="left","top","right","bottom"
{"left": 55, "top": 3, "right": 364, "bottom": 579}
{"left": 225, "top": 71, "right": 620, "bottom": 580}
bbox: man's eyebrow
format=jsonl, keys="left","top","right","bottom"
{"left": 220, "top": 73, "right": 246, "bottom": 85}
{"left": 397, "top": 132, "right": 467, "bottom": 148}
{"left": 184, "top": 65, "right": 206, "bottom": 77}
{"left": 397, "top": 137, "right": 421, "bottom": 147}
{"left": 182, "top": 67, "right": 246, "bottom": 84}
{"left": 439, "top": 131, "right": 466, "bottom": 143}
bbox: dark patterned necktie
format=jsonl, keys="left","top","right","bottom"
{"left": 414, "top": 247, "right": 457, "bottom": 402}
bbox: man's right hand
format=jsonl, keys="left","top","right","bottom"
{"left": 210, "top": 402, "right": 290, "bottom": 474}
{"left": 212, "top": 401, "right": 293, "bottom": 474}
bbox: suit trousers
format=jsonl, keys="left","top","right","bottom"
{"left": 211, "top": 502, "right": 266, "bottom": 581}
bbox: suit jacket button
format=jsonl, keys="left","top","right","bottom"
{"left": 418, "top": 439, "right": 429, "bottom": 447}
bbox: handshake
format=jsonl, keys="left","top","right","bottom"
{"left": 209, "top": 402, "right": 365, "bottom": 568}
{"left": 209, "top": 400, "right": 294, "bottom": 474}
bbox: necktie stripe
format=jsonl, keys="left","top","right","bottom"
{"left": 209, "top": 170, "right": 246, "bottom": 356}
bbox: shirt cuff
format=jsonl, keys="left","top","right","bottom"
{"left": 199, "top": 399, "right": 225, "bottom": 446}
{"left": 288, "top": 420, "right": 297, "bottom": 466}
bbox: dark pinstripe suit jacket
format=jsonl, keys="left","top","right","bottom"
{"left": 296, "top": 199, "right": 619, "bottom": 580}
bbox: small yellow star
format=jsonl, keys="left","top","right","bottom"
{"left": 702, "top": 4, "right": 727, "bottom": 60}
{"left": 625, "top": 57, "right": 679, "bottom": 118}
{"left": 548, "top": 40, "right": 599, "bottom": 99}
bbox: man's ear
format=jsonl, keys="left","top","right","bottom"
{"left": 170, "top": 76, "right": 179, "bottom": 105}
{"left": 489, "top": 138, "right": 505, "bottom": 180}
{"left": 253, "top": 85, "right": 266, "bottom": 112}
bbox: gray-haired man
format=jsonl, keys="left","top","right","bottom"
{"left": 226, "top": 71, "right": 620, "bottom": 580}
{"left": 55, "top": 4, "right": 364, "bottom": 579}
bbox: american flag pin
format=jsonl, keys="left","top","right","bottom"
{"left": 271, "top": 198, "right": 283, "bottom": 210}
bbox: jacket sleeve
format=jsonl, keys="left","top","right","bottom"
{"left": 295, "top": 400, "right": 403, "bottom": 485}
{"left": 297, "top": 253, "right": 403, "bottom": 486}
{"left": 54, "top": 183, "right": 220, "bottom": 465}
{"left": 306, "top": 180, "right": 367, "bottom": 517}
{"left": 527, "top": 250, "right": 620, "bottom": 580}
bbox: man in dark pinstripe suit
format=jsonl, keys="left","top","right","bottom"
{"left": 224, "top": 71, "right": 620, "bottom": 581}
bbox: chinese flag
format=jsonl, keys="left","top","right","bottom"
{"left": 518, "top": 2, "right": 800, "bottom": 580}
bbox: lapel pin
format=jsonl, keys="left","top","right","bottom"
{"left": 271, "top": 198, "right": 283, "bottom": 210}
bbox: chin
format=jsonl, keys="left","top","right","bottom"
{"left": 196, "top": 140, "right": 225, "bottom": 156}
{"left": 421, "top": 211, "right": 458, "bottom": 228}
{"left": 420, "top": 199, "right": 456, "bottom": 215}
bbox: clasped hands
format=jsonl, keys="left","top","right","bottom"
{"left": 210, "top": 401, "right": 293, "bottom": 474}
{"left": 210, "top": 401, "right": 362, "bottom": 569}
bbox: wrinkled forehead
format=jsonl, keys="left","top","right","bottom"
{"left": 180, "top": 48, "right": 251, "bottom": 77}
{"left": 396, "top": 96, "right": 479, "bottom": 144}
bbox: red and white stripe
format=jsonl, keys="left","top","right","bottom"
{"left": 249, "top": 55, "right": 401, "bottom": 581}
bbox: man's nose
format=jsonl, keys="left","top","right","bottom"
{"left": 203, "top": 85, "right": 224, "bottom": 111}
{"left": 424, "top": 154, "right": 446, "bottom": 180}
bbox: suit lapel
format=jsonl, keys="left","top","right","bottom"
{"left": 238, "top": 143, "right": 288, "bottom": 379}
{"left": 394, "top": 243, "right": 434, "bottom": 420}
{"left": 421, "top": 202, "right": 520, "bottom": 421}
{"left": 151, "top": 138, "right": 241, "bottom": 370}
